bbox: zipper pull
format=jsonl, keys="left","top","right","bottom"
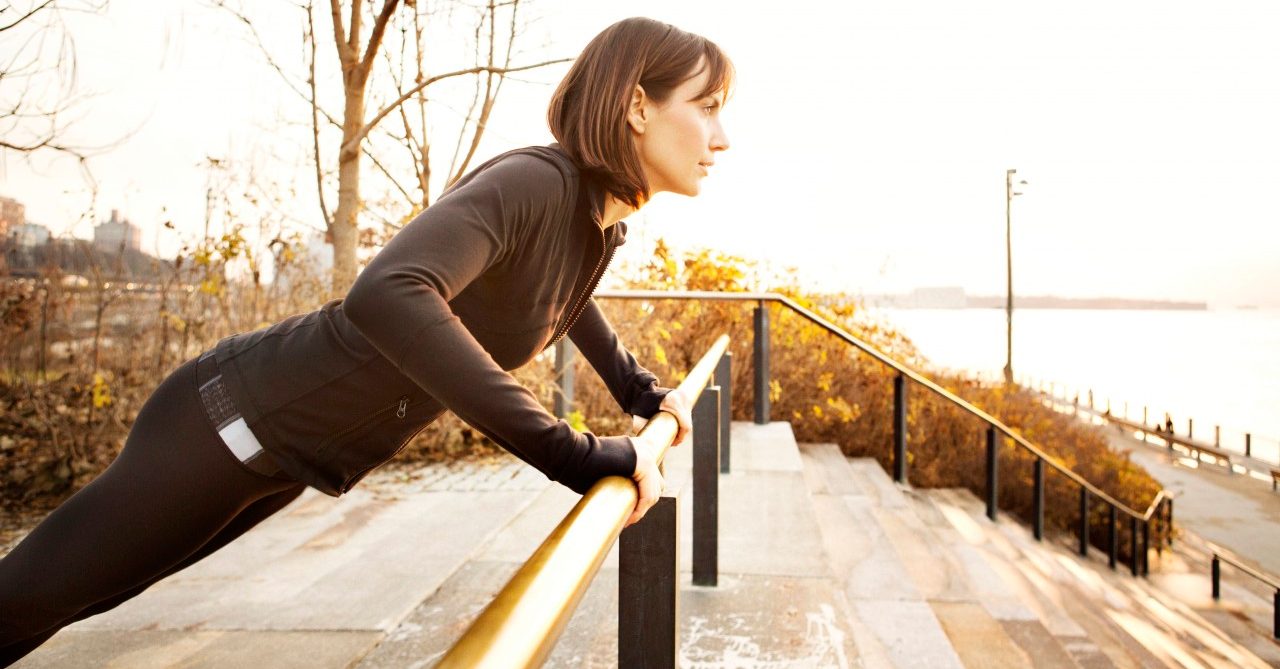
{"left": 396, "top": 396, "right": 408, "bottom": 418}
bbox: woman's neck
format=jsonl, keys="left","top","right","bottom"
{"left": 601, "top": 194, "right": 642, "bottom": 230}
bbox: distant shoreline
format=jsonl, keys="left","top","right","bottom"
{"left": 958, "top": 295, "right": 1206, "bottom": 310}
{"left": 848, "top": 289, "right": 1211, "bottom": 310}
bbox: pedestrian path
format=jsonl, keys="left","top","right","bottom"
{"left": 1102, "top": 426, "right": 1280, "bottom": 576}
{"left": 14, "top": 422, "right": 1278, "bottom": 667}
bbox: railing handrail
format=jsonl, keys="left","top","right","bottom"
{"left": 596, "top": 289, "right": 1164, "bottom": 522}
{"left": 1212, "top": 549, "right": 1280, "bottom": 591}
{"left": 1071, "top": 401, "right": 1235, "bottom": 455}
{"left": 436, "top": 334, "right": 731, "bottom": 668}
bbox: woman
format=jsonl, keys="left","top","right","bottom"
{"left": 0, "top": 16, "right": 731, "bottom": 663}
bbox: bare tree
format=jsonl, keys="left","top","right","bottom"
{"left": 218, "top": 0, "right": 569, "bottom": 294}
{"left": 0, "top": 0, "right": 124, "bottom": 172}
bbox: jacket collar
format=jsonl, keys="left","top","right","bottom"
{"left": 547, "top": 142, "right": 628, "bottom": 248}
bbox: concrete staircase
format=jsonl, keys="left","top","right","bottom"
{"left": 17, "top": 421, "right": 1279, "bottom": 667}
{"left": 364, "top": 422, "right": 1280, "bottom": 667}
{"left": 801, "top": 441, "right": 1277, "bottom": 669}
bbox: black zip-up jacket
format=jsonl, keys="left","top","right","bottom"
{"left": 211, "top": 144, "right": 668, "bottom": 496}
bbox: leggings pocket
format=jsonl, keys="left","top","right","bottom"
{"left": 193, "top": 350, "right": 294, "bottom": 482}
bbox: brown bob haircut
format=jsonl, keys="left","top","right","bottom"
{"left": 548, "top": 17, "right": 735, "bottom": 209}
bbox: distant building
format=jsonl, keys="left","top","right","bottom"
{"left": 0, "top": 196, "right": 25, "bottom": 241}
{"left": 94, "top": 209, "right": 142, "bottom": 253}
{"left": 10, "top": 222, "right": 50, "bottom": 248}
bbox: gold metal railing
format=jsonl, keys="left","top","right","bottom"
{"left": 436, "top": 334, "right": 730, "bottom": 668}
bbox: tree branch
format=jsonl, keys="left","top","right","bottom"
{"left": 343, "top": 57, "right": 570, "bottom": 156}
{"left": 0, "top": 0, "right": 55, "bottom": 32}
{"left": 305, "top": 1, "right": 333, "bottom": 235}
{"left": 448, "top": 0, "right": 519, "bottom": 185}
{"left": 362, "top": 142, "right": 413, "bottom": 209}
{"left": 328, "top": 0, "right": 353, "bottom": 72}
{"left": 347, "top": 0, "right": 362, "bottom": 55}
{"left": 360, "top": 0, "right": 399, "bottom": 72}
{"left": 214, "top": 1, "right": 344, "bottom": 131}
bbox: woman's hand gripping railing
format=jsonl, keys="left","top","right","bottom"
{"left": 436, "top": 334, "right": 731, "bottom": 669}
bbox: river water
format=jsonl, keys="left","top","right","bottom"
{"left": 871, "top": 307, "right": 1280, "bottom": 464}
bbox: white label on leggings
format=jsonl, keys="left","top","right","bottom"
{"left": 218, "top": 417, "right": 264, "bottom": 463}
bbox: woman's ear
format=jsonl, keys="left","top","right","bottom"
{"left": 626, "top": 84, "right": 648, "bottom": 135}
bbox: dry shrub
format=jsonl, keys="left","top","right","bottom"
{"left": 581, "top": 240, "right": 1163, "bottom": 560}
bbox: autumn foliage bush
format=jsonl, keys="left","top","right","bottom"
{"left": 2, "top": 233, "right": 1165, "bottom": 561}
{"left": 575, "top": 239, "right": 1165, "bottom": 561}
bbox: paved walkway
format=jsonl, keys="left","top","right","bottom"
{"left": 1102, "top": 426, "right": 1280, "bottom": 576}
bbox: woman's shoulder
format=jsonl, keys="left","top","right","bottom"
{"left": 445, "top": 144, "right": 582, "bottom": 204}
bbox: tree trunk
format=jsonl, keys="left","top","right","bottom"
{"left": 331, "top": 89, "right": 366, "bottom": 295}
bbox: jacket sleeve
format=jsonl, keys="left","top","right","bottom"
{"left": 567, "top": 298, "right": 671, "bottom": 419}
{"left": 342, "top": 153, "right": 635, "bottom": 494}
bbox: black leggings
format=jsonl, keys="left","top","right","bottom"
{"left": 0, "top": 354, "right": 307, "bottom": 666}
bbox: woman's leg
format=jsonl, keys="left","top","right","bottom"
{"left": 0, "top": 356, "right": 303, "bottom": 662}
{"left": 0, "top": 483, "right": 304, "bottom": 664}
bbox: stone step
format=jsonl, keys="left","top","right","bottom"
{"left": 924, "top": 487, "right": 1275, "bottom": 669}
{"left": 828, "top": 450, "right": 1089, "bottom": 669}
{"left": 926, "top": 487, "right": 1170, "bottom": 669}
{"left": 897, "top": 486, "right": 1083, "bottom": 669}
{"left": 797, "top": 444, "right": 965, "bottom": 669}
{"left": 21, "top": 459, "right": 554, "bottom": 668}
{"left": 363, "top": 422, "right": 863, "bottom": 668}
{"left": 1145, "top": 530, "right": 1280, "bottom": 666}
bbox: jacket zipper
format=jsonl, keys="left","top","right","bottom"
{"left": 318, "top": 394, "right": 411, "bottom": 457}
{"left": 549, "top": 224, "right": 615, "bottom": 346}
{"left": 335, "top": 394, "right": 413, "bottom": 493}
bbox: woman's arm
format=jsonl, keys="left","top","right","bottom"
{"left": 567, "top": 299, "right": 671, "bottom": 418}
{"left": 568, "top": 300, "right": 693, "bottom": 448}
{"left": 342, "top": 152, "right": 635, "bottom": 494}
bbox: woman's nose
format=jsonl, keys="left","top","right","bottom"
{"left": 711, "top": 123, "right": 730, "bottom": 152}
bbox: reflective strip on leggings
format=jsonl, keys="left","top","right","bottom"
{"left": 195, "top": 350, "right": 284, "bottom": 478}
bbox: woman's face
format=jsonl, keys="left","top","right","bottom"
{"left": 631, "top": 61, "right": 731, "bottom": 198}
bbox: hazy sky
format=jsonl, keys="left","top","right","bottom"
{"left": 3, "top": 0, "right": 1278, "bottom": 307}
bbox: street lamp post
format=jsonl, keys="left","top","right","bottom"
{"left": 1004, "top": 169, "right": 1027, "bottom": 387}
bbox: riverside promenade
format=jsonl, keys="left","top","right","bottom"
{"left": 1046, "top": 395, "right": 1280, "bottom": 577}
{"left": 1104, "top": 427, "right": 1280, "bottom": 575}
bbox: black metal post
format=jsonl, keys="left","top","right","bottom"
{"left": 1079, "top": 488, "right": 1089, "bottom": 557}
{"left": 553, "top": 339, "right": 575, "bottom": 419}
{"left": 1211, "top": 555, "right": 1220, "bottom": 599}
{"left": 1157, "top": 500, "right": 1166, "bottom": 553}
{"left": 1214, "top": 425, "right": 1220, "bottom": 449}
{"left": 1166, "top": 497, "right": 1174, "bottom": 548}
{"left": 1033, "top": 459, "right": 1044, "bottom": 541}
{"left": 752, "top": 302, "right": 770, "bottom": 425}
{"left": 893, "top": 373, "right": 907, "bottom": 484}
{"left": 1273, "top": 589, "right": 1278, "bottom": 639}
{"left": 985, "top": 427, "right": 997, "bottom": 521}
{"left": 1188, "top": 418, "right": 1193, "bottom": 440}
{"left": 1142, "top": 520, "right": 1150, "bottom": 576}
{"left": 715, "top": 353, "right": 732, "bottom": 473}
{"left": 1108, "top": 505, "right": 1117, "bottom": 570}
{"left": 1130, "top": 516, "right": 1139, "bottom": 577}
{"left": 693, "top": 386, "right": 721, "bottom": 587}
{"left": 619, "top": 495, "right": 678, "bottom": 668}
{"left": 1246, "top": 432, "right": 1252, "bottom": 458}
